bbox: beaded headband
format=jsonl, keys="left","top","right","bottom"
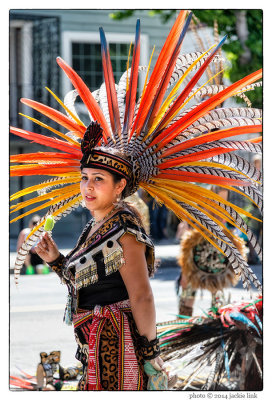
{"left": 80, "top": 121, "right": 136, "bottom": 195}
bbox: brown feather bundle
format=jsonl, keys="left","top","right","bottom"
{"left": 178, "top": 229, "right": 246, "bottom": 292}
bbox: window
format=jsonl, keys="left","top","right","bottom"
{"left": 71, "top": 41, "right": 134, "bottom": 93}
{"left": 10, "top": 21, "right": 33, "bottom": 130}
{"left": 62, "top": 31, "right": 149, "bottom": 106}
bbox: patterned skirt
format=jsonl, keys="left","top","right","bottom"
{"left": 73, "top": 300, "right": 148, "bottom": 391}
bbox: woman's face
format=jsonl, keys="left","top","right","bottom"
{"left": 80, "top": 168, "right": 126, "bottom": 213}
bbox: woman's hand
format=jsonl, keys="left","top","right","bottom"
{"left": 149, "top": 356, "right": 165, "bottom": 371}
{"left": 148, "top": 356, "right": 178, "bottom": 388}
{"left": 35, "top": 232, "right": 60, "bottom": 264}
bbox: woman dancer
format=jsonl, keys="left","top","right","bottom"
{"left": 35, "top": 130, "right": 163, "bottom": 390}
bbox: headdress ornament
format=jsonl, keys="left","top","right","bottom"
{"left": 10, "top": 10, "right": 262, "bottom": 290}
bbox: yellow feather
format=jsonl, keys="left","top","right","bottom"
{"left": 10, "top": 175, "right": 81, "bottom": 202}
{"left": 45, "top": 86, "right": 85, "bottom": 128}
{"left": 216, "top": 184, "right": 261, "bottom": 211}
{"left": 152, "top": 177, "right": 262, "bottom": 222}
{"left": 147, "top": 44, "right": 217, "bottom": 135}
{"left": 157, "top": 182, "right": 250, "bottom": 237}
{"left": 175, "top": 68, "right": 225, "bottom": 114}
{"left": 11, "top": 164, "right": 38, "bottom": 171}
{"left": 19, "top": 113, "right": 81, "bottom": 147}
{"left": 146, "top": 182, "right": 237, "bottom": 244}
{"left": 10, "top": 183, "right": 80, "bottom": 213}
{"left": 141, "top": 45, "right": 155, "bottom": 98}
{"left": 126, "top": 42, "right": 133, "bottom": 92}
{"left": 151, "top": 68, "right": 224, "bottom": 134}
{"left": 25, "top": 194, "right": 83, "bottom": 241}
{"left": 10, "top": 189, "right": 81, "bottom": 224}
{"left": 140, "top": 182, "right": 232, "bottom": 256}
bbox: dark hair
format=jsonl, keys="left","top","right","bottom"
{"left": 110, "top": 170, "right": 130, "bottom": 199}
{"left": 111, "top": 171, "right": 144, "bottom": 226}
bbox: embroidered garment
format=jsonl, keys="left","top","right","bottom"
{"left": 47, "top": 207, "right": 153, "bottom": 390}
{"left": 73, "top": 300, "right": 147, "bottom": 390}
{"left": 49, "top": 208, "right": 155, "bottom": 321}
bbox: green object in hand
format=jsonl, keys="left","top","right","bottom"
{"left": 44, "top": 215, "right": 55, "bottom": 232}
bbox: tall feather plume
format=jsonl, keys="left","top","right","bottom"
{"left": 99, "top": 27, "right": 122, "bottom": 139}
{"left": 10, "top": 182, "right": 81, "bottom": 223}
{"left": 19, "top": 113, "right": 81, "bottom": 148}
{"left": 10, "top": 183, "right": 80, "bottom": 215}
{"left": 140, "top": 12, "right": 193, "bottom": 135}
{"left": 209, "top": 153, "right": 262, "bottom": 183}
{"left": 148, "top": 34, "right": 227, "bottom": 139}
{"left": 130, "top": 10, "right": 187, "bottom": 138}
{"left": 146, "top": 47, "right": 220, "bottom": 138}
{"left": 56, "top": 56, "right": 111, "bottom": 142}
{"left": 215, "top": 200, "right": 262, "bottom": 261}
{"left": 170, "top": 117, "right": 261, "bottom": 140}
{"left": 10, "top": 175, "right": 81, "bottom": 201}
{"left": 159, "top": 139, "right": 262, "bottom": 162}
{"left": 122, "top": 19, "right": 141, "bottom": 145}
{"left": 144, "top": 181, "right": 261, "bottom": 290}
{"left": 45, "top": 86, "right": 85, "bottom": 128}
{"left": 167, "top": 51, "right": 224, "bottom": 89}
{"left": 10, "top": 164, "right": 80, "bottom": 177}
{"left": 10, "top": 127, "right": 82, "bottom": 156}
{"left": 158, "top": 124, "right": 262, "bottom": 159}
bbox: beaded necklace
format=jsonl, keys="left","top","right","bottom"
{"left": 91, "top": 205, "right": 118, "bottom": 228}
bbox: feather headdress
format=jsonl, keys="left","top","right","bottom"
{"left": 10, "top": 10, "right": 262, "bottom": 288}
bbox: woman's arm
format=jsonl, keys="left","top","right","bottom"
{"left": 119, "top": 233, "right": 156, "bottom": 341}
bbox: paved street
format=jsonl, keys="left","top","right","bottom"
{"left": 9, "top": 244, "right": 262, "bottom": 377}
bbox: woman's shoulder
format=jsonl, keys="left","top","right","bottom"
{"left": 115, "top": 205, "right": 153, "bottom": 248}
{"left": 115, "top": 205, "right": 155, "bottom": 277}
{"left": 115, "top": 205, "right": 145, "bottom": 232}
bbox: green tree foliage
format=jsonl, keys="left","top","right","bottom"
{"left": 110, "top": 9, "right": 262, "bottom": 107}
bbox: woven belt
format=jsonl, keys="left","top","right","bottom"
{"left": 73, "top": 300, "right": 142, "bottom": 390}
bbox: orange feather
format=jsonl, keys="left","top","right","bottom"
{"left": 149, "top": 69, "right": 262, "bottom": 149}
{"left": 156, "top": 171, "right": 250, "bottom": 186}
{"left": 10, "top": 152, "right": 81, "bottom": 163}
{"left": 10, "top": 164, "right": 80, "bottom": 176}
{"left": 159, "top": 124, "right": 262, "bottom": 158}
{"left": 56, "top": 57, "right": 111, "bottom": 142}
{"left": 130, "top": 10, "right": 187, "bottom": 137}
{"left": 10, "top": 127, "right": 82, "bottom": 156}
{"left": 21, "top": 98, "right": 85, "bottom": 137}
